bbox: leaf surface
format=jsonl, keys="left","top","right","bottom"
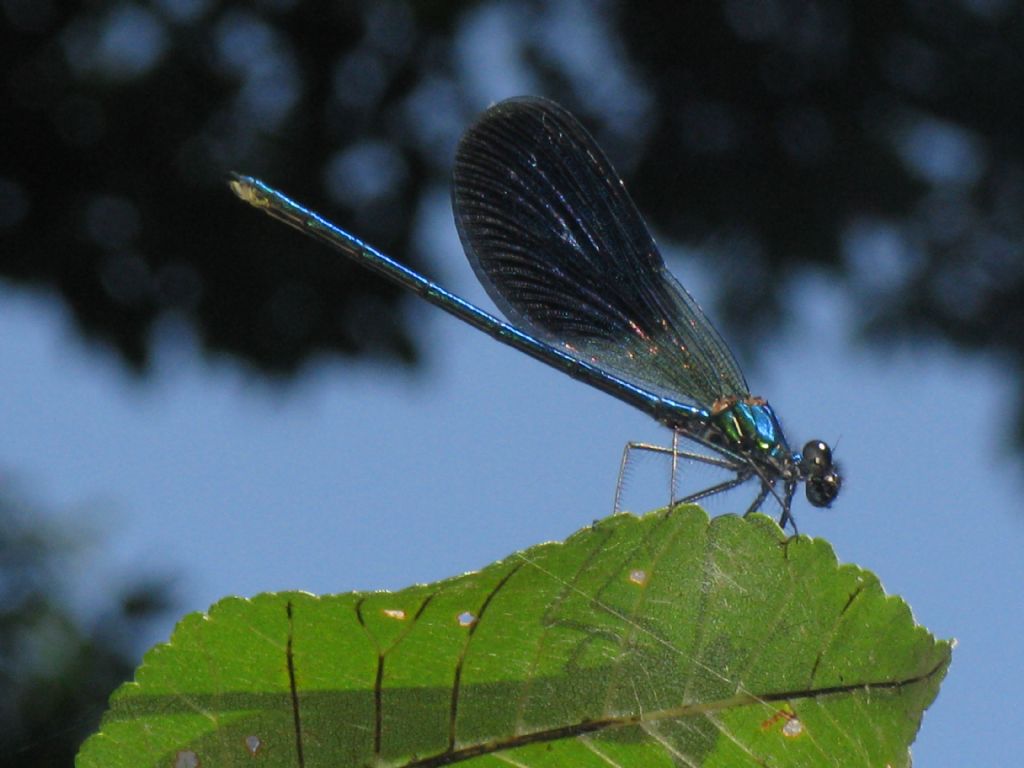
{"left": 77, "top": 507, "right": 950, "bottom": 767}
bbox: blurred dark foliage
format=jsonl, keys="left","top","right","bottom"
{"left": 0, "top": 489, "right": 173, "bottom": 767}
{"left": 2, "top": 1, "right": 1022, "bottom": 412}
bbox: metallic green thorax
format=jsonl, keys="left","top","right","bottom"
{"left": 711, "top": 399, "right": 786, "bottom": 458}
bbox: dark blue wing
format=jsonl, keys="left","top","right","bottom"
{"left": 452, "top": 96, "right": 749, "bottom": 408}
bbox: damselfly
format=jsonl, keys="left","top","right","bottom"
{"left": 230, "top": 97, "right": 841, "bottom": 531}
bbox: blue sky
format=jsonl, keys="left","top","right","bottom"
{"left": 3, "top": 189, "right": 1022, "bottom": 762}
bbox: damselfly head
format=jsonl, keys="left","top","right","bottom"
{"left": 800, "top": 440, "right": 841, "bottom": 508}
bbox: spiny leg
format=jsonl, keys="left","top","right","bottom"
{"left": 743, "top": 482, "right": 772, "bottom": 517}
{"left": 745, "top": 462, "right": 800, "bottom": 529}
{"left": 672, "top": 472, "right": 750, "bottom": 507}
{"left": 776, "top": 481, "right": 799, "bottom": 534}
{"left": 613, "top": 439, "right": 740, "bottom": 514}
{"left": 744, "top": 479, "right": 799, "bottom": 535}
{"left": 669, "top": 430, "right": 680, "bottom": 510}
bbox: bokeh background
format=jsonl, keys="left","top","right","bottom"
{"left": 3, "top": 1, "right": 1023, "bottom": 764}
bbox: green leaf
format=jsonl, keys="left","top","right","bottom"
{"left": 77, "top": 507, "right": 950, "bottom": 767}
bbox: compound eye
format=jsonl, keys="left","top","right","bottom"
{"left": 800, "top": 440, "right": 832, "bottom": 473}
{"left": 806, "top": 470, "right": 841, "bottom": 507}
